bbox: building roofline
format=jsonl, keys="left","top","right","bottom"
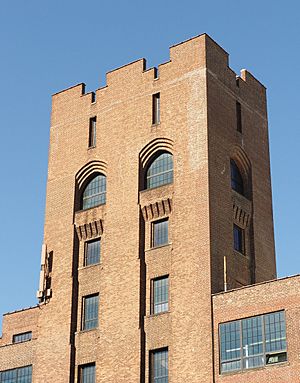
{"left": 212, "top": 273, "right": 300, "bottom": 297}
{"left": 3, "top": 305, "right": 39, "bottom": 316}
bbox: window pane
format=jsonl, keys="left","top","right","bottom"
{"left": 81, "top": 364, "right": 95, "bottom": 383}
{"left": 0, "top": 366, "right": 32, "bottom": 383}
{"left": 153, "top": 277, "right": 169, "bottom": 314}
{"left": 264, "top": 311, "right": 286, "bottom": 353}
{"left": 146, "top": 153, "right": 173, "bottom": 189}
{"left": 233, "top": 225, "right": 244, "bottom": 254}
{"left": 85, "top": 239, "right": 101, "bottom": 266}
{"left": 152, "top": 349, "right": 168, "bottom": 383}
{"left": 83, "top": 295, "right": 99, "bottom": 330}
{"left": 230, "top": 160, "right": 244, "bottom": 195}
{"left": 17, "top": 366, "right": 32, "bottom": 383}
{"left": 153, "top": 220, "right": 168, "bottom": 247}
{"left": 152, "top": 93, "right": 160, "bottom": 124}
{"left": 13, "top": 331, "right": 32, "bottom": 344}
{"left": 220, "top": 321, "right": 241, "bottom": 372}
{"left": 82, "top": 174, "right": 106, "bottom": 210}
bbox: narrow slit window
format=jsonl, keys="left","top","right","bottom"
{"left": 89, "top": 117, "right": 97, "bottom": 148}
{"left": 236, "top": 101, "right": 242, "bottom": 133}
{"left": 152, "top": 93, "right": 160, "bottom": 124}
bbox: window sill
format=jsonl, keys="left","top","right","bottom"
{"left": 87, "top": 145, "right": 96, "bottom": 150}
{"left": 145, "top": 243, "right": 172, "bottom": 252}
{"left": 78, "top": 327, "right": 98, "bottom": 335}
{"left": 78, "top": 262, "right": 101, "bottom": 271}
{"left": 220, "top": 361, "right": 289, "bottom": 376}
{"left": 151, "top": 122, "right": 160, "bottom": 127}
{"left": 147, "top": 310, "right": 170, "bottom": 318}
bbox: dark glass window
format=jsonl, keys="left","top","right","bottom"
{"left": 150, "top": 348, "right": 168, "bottom": 383}
{"left": 230, "top": 160, "right": 244, "bottom": 195}
{"left": 236, "top": 101, "right": 242, "bottom": 133}
{"left": 79, "top": 363, "right": 95, "bottom": 383}
{"left": 85, "top": 239, "right": 101, "bottom": 266}
{"left": 152, "top": 276, "right": 169, "bottom": 314}
{"left": 0, "top": 366, "right": 32, "bottom": 383}
{"left": 146, "top": 153, "right": 173, "bottom": 190}
{"left": 82, "top": 294, "right": 99, "bottom": 330}
{"left": 152, "top": 93, "right": 160, "bottom": 124}
{"left": 82, "top": 174, "right": 106, "bottom": 210}
{"left": 88, "top": 117, "right": 97, "bottom": 148}
{"left": 233, "top": 225, "right": 244, "bottom": 254}
{"left": 220, "top": 311, "right": 287, "bottom": 374}
{"left": 152, "top": 219, "right": 169, "bottom": 248}
{"left": 12, "top": 331, "right": 32, "bottom": 344}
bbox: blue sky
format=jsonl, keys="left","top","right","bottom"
{"left": 0, "top": 1, "right": 299, "bottom": 330}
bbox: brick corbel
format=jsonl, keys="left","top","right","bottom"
{"left": 141, "top": 198, "right": 172, "bottom": 221}
{"left": 75, "top": 219, "right": 103, "bottom": 241}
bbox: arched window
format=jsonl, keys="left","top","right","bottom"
{"left": 146, "top": 152, "right": 173, "bottom": 189}
{"left": 230, "top": 160, "right": 244, "bottom": 195}
{"left": 81, "top": 173, "right": 106, "bottom": 210}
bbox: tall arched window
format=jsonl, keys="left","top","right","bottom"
{"left": 81, "top": 173, "right": 106, "bottom": 210}
{"left": 230, "top": 160, "right": 244, "bottom": 195}
{"left": 146, "top": 152, "right": 173, "bottom": 189}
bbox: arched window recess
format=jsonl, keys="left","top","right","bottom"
{"left": 81, "top": 173, "right": 106, "bottom": 210}
{"left": 145, "top": 152, "right": 173, "bottom": 190}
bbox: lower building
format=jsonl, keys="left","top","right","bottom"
{"left": 0, "top": 34, "right": 299, "bottom": 382}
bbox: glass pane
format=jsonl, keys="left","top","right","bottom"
{"left": 85, "top": 239, "right": 101, "bottom": 266}
{"left": 17, "top": 366, "right": 32, "bottom": 383}
{"left": 242, "top": 316, "right": 263, "bottom": 360}
{"left": 13, "top": 332, "right": 32, "bottom": 344}
{"left": 230, "top": 160, "right": 244, "bottom": 194}
{"left": 233, "top": 225, "right": 243, "bottom": 253}
{"left": 82, "top": 174, "right": 106, "bottom": 210}
{"left": 153, "top": 220, "right": 168, "bottom": 247}
{"left": 81, "top": 364, "right": 95, "bottom": 383}
{"left": 153, "top": 277, "right": 169, "bottom": 314}
{"left": 220, "top": 321, "right": 241, "bottom": 366}
{"left": 153, "top": 349, "right": 168, "bottom": 383}
{"left": 264, "top": 311, "right": 286, "bottom": 353}
{"left": 84, "top": 295, "right": 99, "bottom": 330}
{"left": 146, "top": 153, "right": 173, "bottom": 189}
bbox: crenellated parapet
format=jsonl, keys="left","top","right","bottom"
{"left": 51, "top": 33, "right": 267, "bottom": 126}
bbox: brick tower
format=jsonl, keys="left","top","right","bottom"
{"left": 1, "top": 34, "right": 299, "bottom": 383}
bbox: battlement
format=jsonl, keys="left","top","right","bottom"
{"left": 51, "top": 34, "right": 267, "bottom": 121}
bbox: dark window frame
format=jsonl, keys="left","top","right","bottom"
{"left": 230, "top": 159, "right": 244, "bottom": 195}
{"left": 145, "top": 152, "right": 173, "bottom": 190}
{"left": 233, "top": 224, "right": 244, "bottom": 255}
{"left": 236, "top": 101, "right": 242, "bottom": 133}
{"left": 88, "top": 117, "right": 97, "bottom": 148}
{"left": 82, "top": 294, "right": 99, "bottom": 331}
{"left": 84, "top": 238, "right": 101, "bottom": 266}
{"left": 152, "top": 93, "right": 160, "bottom": 125}
{"left": 151, "top": 275, "right": 169, "bottom": 315}
{"left": 78, "top": 363, "right": 96, "bottom": 383}
{"left": 149, "top": 347, "right": 168, "bottom": 383}
{"left": 152, "top": 218, "right": 169, "bottom": 248}
{"left": 219, "top": 311, "right": 287, "bottom": 374}
{"left": 0, "top": 365, "right": 32, "bottom": 383}
{"left": 81, "top": 173, "right": 106, "bottom": 210}
{"left": 12, "top": 331, "right": 32, "bottom": 344}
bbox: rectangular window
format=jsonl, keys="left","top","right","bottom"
{"left": 82, "top": 294, "right": 99, "bottom": 330}
{"left": 0, "top": 365, "right": 32, "bottom": 383}
{"left": 12, "top": 331, "right": 32, "bottom": 344}
{"left": 152, "top": 219, "right": 168, "bottom": 248}
{"left": 84, "top": 239, "right": 101, "bottom": 266}
{"left": 152, "top": 276, "right": 169, "bottom": 314}
{"left": 150, "top": 348, "right": 168, "bottom": 383}
{"left": 152, "top": 93, "right": 160, "bottom": 125}
{"left": 79, "top": 363, "right": 95, "bottom": 383}
{"left": 220, "top": 311, "right": 287, "bottom": 374}
{"left": 233, "top": 224, "right": 244, "bottom": 254}
{"left": 236, "top": 101, "right": 242, "bottom": 133}
{"left": 89, "top": 117, "right": 97, "bottom": 148}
